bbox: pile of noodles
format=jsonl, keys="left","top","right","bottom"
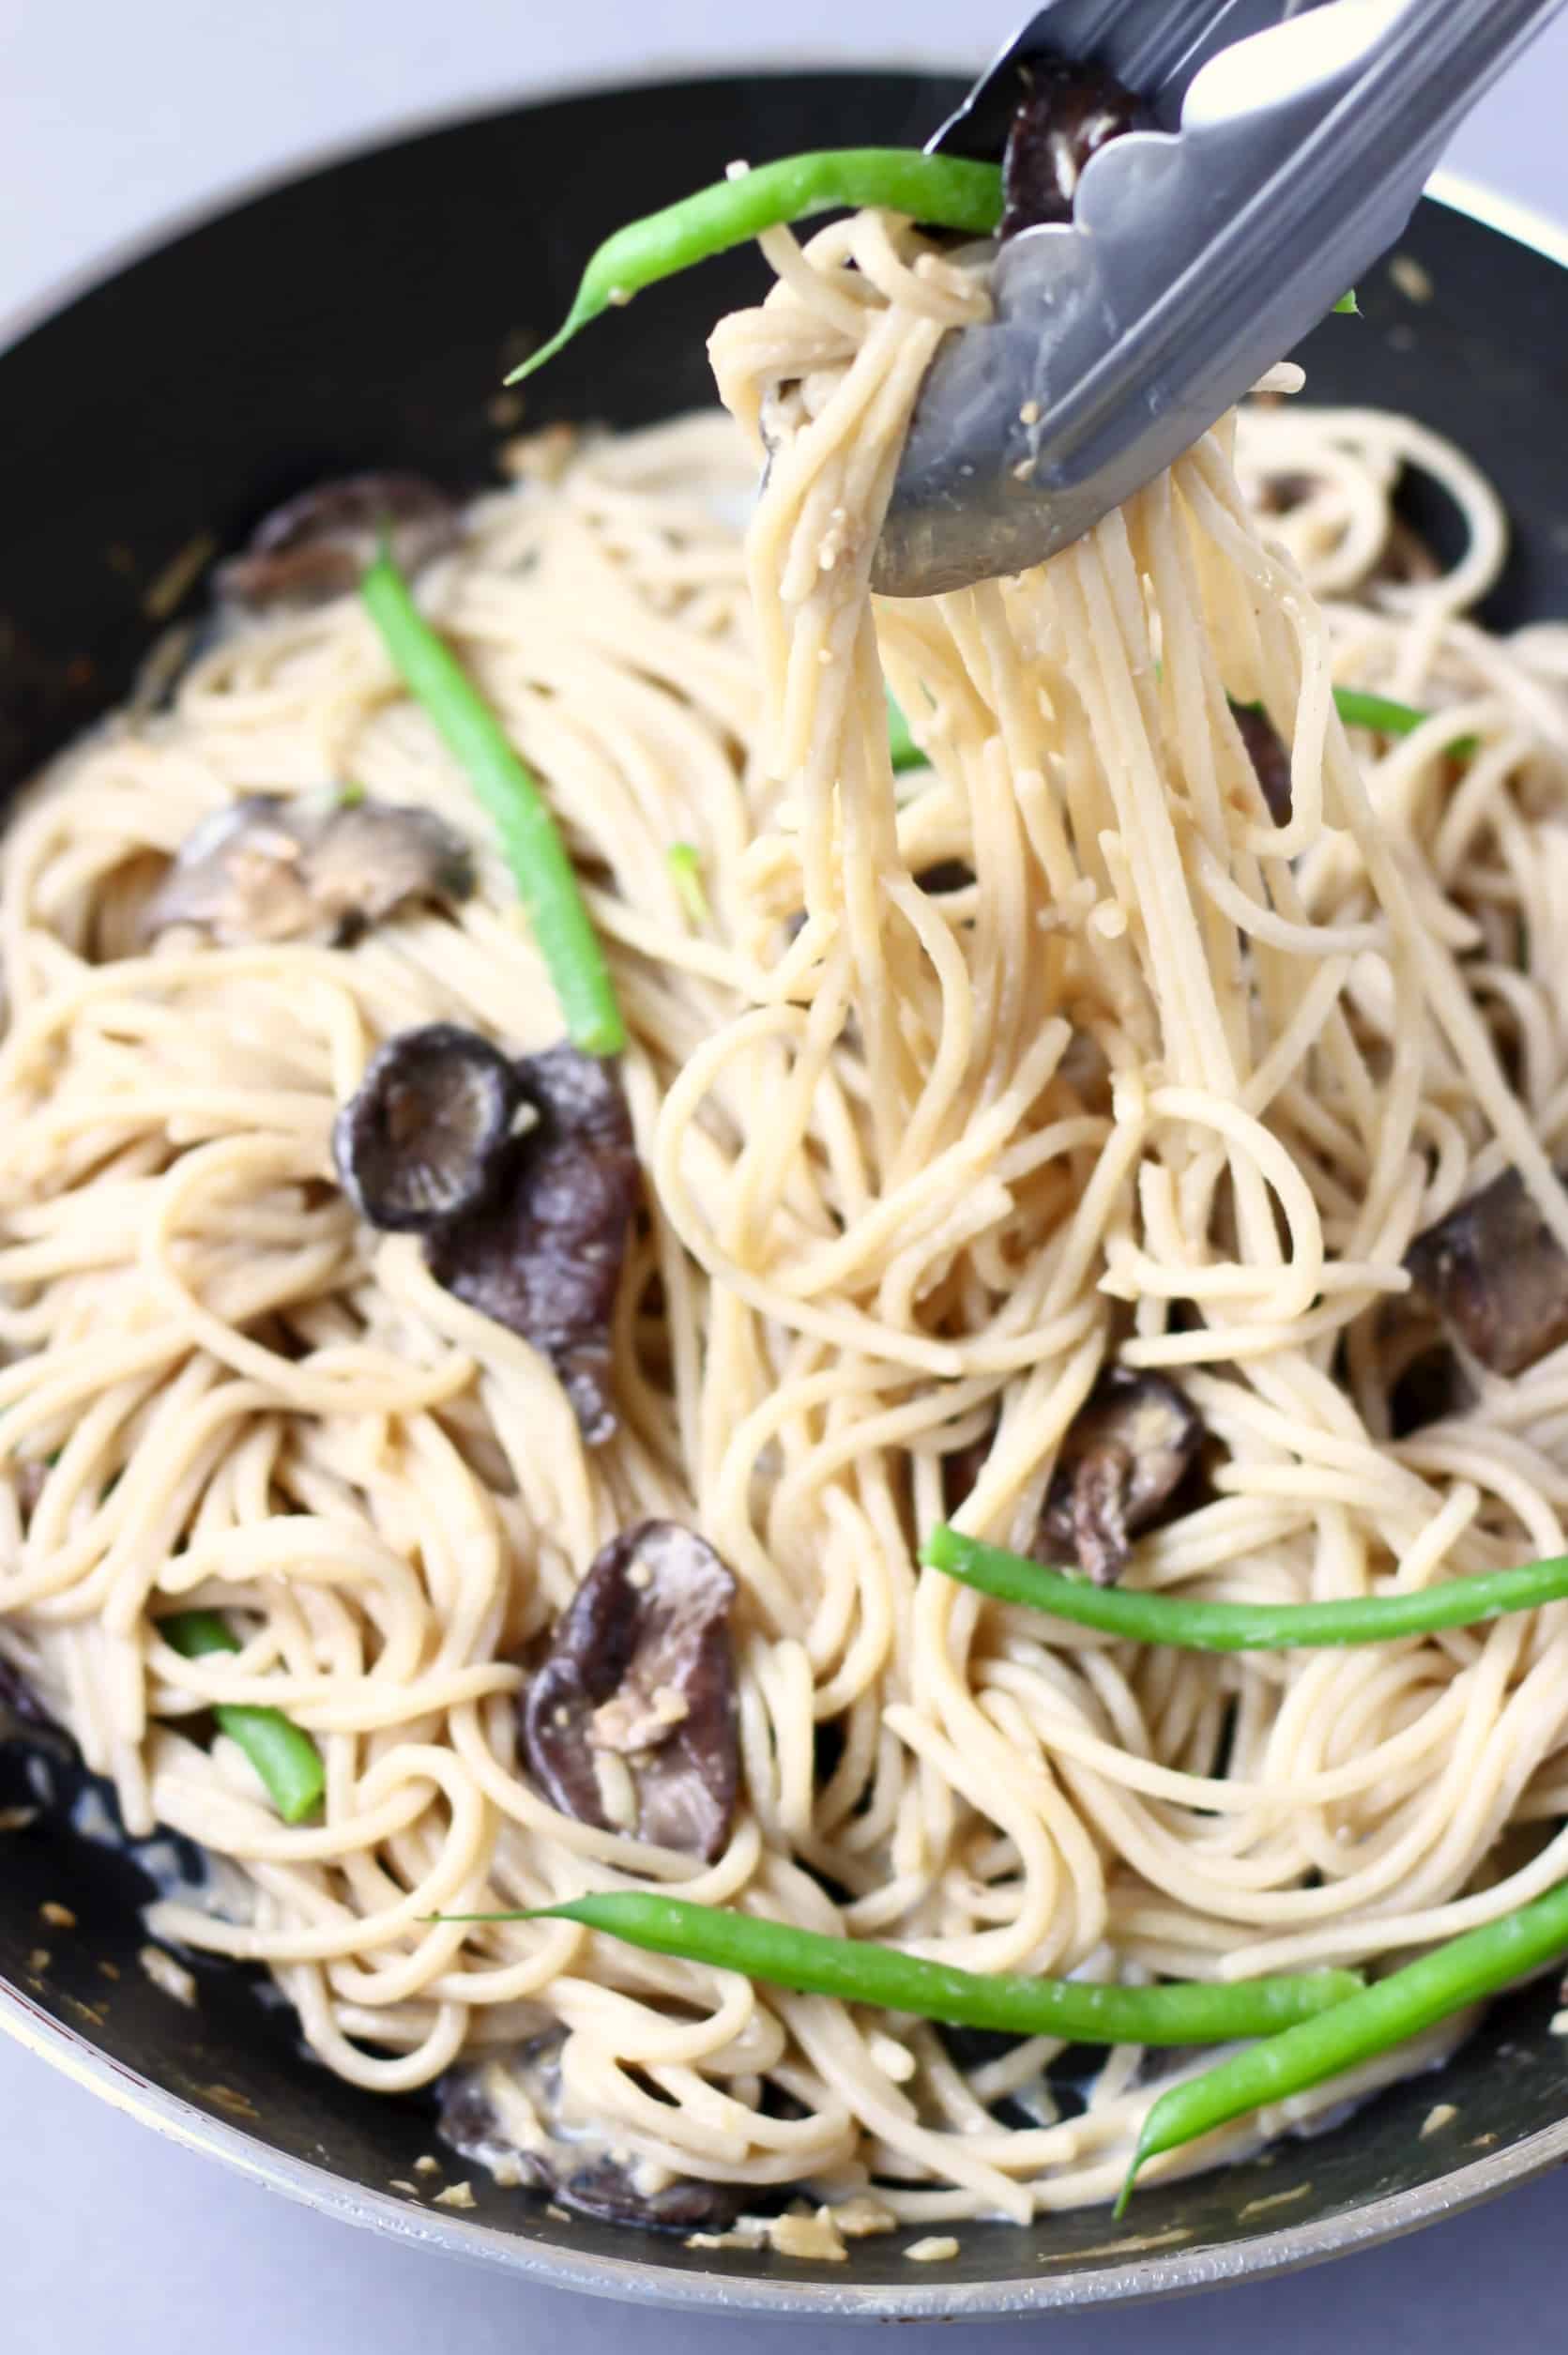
{"left": 6, "top": 203, "right": 1568, "bottom": 2222}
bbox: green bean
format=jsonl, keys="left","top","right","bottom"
{"left": 1119, "top": 1873, "right": 1568, "bottom": 2212}
{"left": 1236, "top": 685, "right": 1471, "bottom": 757}
{"left": 434, "top": 1890, "right": 1362, "bottom": 2044}
{"left": 1332, "top": 685, "right": 1426, "bottom": 733}
{"left": 666, "top": 842, "right": 709, "bottom": 927}
{"left": 887, "top": 690, "right": 928, "bottom": 773}
{"left": 512, "top": 154, "right": 1360, "bottom": 385}
{"left": 360, "top": 550, "right": 625, "bottom": 1056}
{"left": 510, "top": 151, "right": 1006, "bottom": 383}
{"left": 922, "top": 1525, "right": 1568, "bottom": 1652}
{"left": 1332, "top": 683, "right": 1476, "bottom": 756}
{"left": 160, "top": 1610, "right": 325, "bottom": 1826}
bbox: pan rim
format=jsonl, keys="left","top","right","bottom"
{"left": 1, "top": 71, "right": 1566, "bottom": 2317}
{"left": 7, "top": 1953, "right": 1567, "bottom": 2318}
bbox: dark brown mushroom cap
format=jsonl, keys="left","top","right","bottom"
{"left": 439, "top": 2040, "right": 743, "bottom": 2233}
{"left": 215, "top": 473, "right": 460, "bottom": 611}
{"left": 999, "top": 59, "right": 1155, "bottom": 240}
{"left": 146, "top": 791, "right": 474, "bottom": 946}
{"left": 332, "top": 1024, "right": 522, "bottom": 1232}
{"left": 941, "top": 1426, "right": 996, "bottom": 1519}
{"left": 1405, "top": 1168, "right": 1568, "bottom": 1377}
{"left": 1229, "top": 699, "right": 1294, "bottom": 827}
{"left": 425, "top": 1043, "right": 640, "bottom": 1444}
{"left": 522, "top": 1522, "right": 739, "bottom": 1862}
{"left": 1037, "top": 1369, "right": 1204, "bottom": 1585}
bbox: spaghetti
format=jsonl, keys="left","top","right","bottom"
{"left": 4, "top": 208, "right": 1568, "bottom": 2222}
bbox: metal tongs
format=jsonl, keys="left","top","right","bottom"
{"left": 874, "top": 0, "right": 1568, "bottom": 597}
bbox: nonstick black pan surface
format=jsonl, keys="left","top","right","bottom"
{"left": 4, "top": 69, "right": 1568, "bottom": 2319}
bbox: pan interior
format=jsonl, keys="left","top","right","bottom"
{"left": 4, "top": 70, "right": 1568, "bottom": 2311}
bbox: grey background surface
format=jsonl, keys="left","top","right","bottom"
{"left": 4, "top": 3, "right": 1568, "bottom": 2348}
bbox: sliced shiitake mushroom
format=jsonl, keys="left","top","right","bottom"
{"left": 1375, "top": 516, "right": 1443, "bottom": 591}
{"left": 297, "top": 798, "right": 475, "bottom": 940}
{"left": 426, "top": 1043, "right": 639, "bottom": 1444}
{"left": 1036, "top": 1369, "right": 1203, "bottom": 1585}
{"left": 1254, "top": 470, "right": 1320, "bottom": 517}
{"left": 1404, "top": 1168, "right": 1568, "bottom": 1377}
{"left": 146, "top": 791, "right": 474, "bottom": 946}
{"left": 332, "top": 1024, "right": 522, "bottom": 1231}
{"left": 914, "top": 859, "right": 978, "bottom": 897}
{"left": 522, "top": 1522, "right": 739, "bottom": 1861}
{"left": 1387, "top": 1342, "right": 1470, "bottom": 1437}
{"left": 215, "top": 473, "right": 460, "bottom": 611}
{"left": 439, "top": 2040, "right": 744, "bottom": 2233}
{"left": 148, "top": 795, "right": 312, "bottom": 942}
{"left": 999, "top": 58, "right": 1155, "bottom": 240}
{"left": 940, "top": 1426, "right": 997, "bottom": 1519}
{"left": 1229, "top": 699, "right": 1294, "bottom": 827}
{"left": 335, "top": 1031, "right": 639, "bottom": 1442}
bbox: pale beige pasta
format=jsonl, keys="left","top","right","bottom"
{"left": 4, "top": 206, "right": 1568, "bottom": 2221}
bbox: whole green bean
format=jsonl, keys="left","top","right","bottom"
{"left": 510, "top": 151, "right": 1006, "bottom": 383}
{"left": 360, "top": 550, "right": 625, "bottom": 1057}
{"left": 922, "top": 1526, "right": 1568, "bottom": 1652}
{"left": 160, "top": 1611, "right": 325, "bottom": 1826}
{"left": 512, "top": 155, "right": 1360, "bottom": 386}
{"left": 1119, "top": 1873, "right": 1568, "bottom": 2212}
{"left": 434, "top": 1890, "right": 1362, "bottom": 2044}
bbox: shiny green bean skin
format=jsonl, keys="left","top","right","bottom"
{"left": 1332, "top": 684, "right": 1428, "bottom": 734}
{"left": 1119, "top": 1873, "right": 1568, "bottom": 2212}
{"left": 886, "top": 691, "right": 927, "bottom": 772}
{"left": 1332, "top": 683, "right": 1477, "bottom": 755}
{"left": 666, "top": 842, "right": 708, "bottom": 927}
{"left": 510, "top": 151, "right": 1006, "bottom": 383}
{"left": 511, "top": 157, "right": 1357, "bottom": 385}
{"left": 922, "top": 1526, "right": 1568, "bottom": 1652}
{"left": 160, "top": 1611, "right": 325, "bottom": 1825}
{"left": 435, "top": 1891, "right": 1362, "bottom": 2044}
{"left": 360, "top": 550, "right": 625, "bottom": 1055}
{"left": 1239, "top": 685, "right": 1469, "bottom": 754}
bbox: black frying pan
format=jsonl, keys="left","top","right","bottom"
{"left": 4, "top": 69, "right": 1568, "bottom": 2322}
